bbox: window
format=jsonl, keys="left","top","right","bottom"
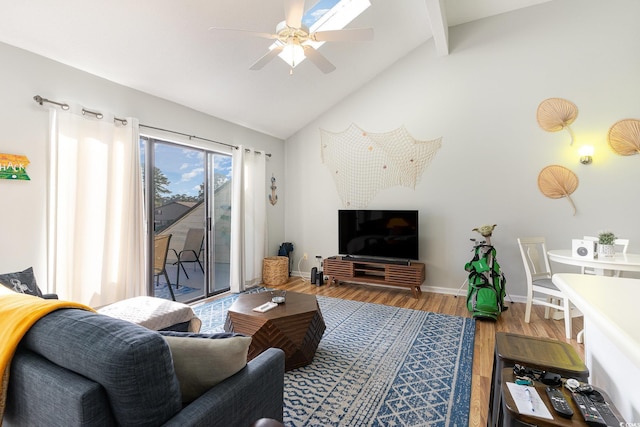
{"left": 140, "top": 136, "right": 232, "bottom": 302}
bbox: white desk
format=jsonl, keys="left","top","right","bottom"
{"left": 547, "top": 249, "right": 640, "bottom": 273}
{"left": 552, "top": 273, "right": 640, "bottom": 421}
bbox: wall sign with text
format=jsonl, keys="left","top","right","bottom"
{"left": 0, "top": 154, "right": 30, "bottom": 180}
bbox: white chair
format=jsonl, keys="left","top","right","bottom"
{"left": 582, "top": 236, "right": 629, "bottom": 276}
{"left": 615, "top": 238, "right": 630, "bottom": 254}
{"left": 517, "top": 237, "right": 573, "bottom": 339}
{"left": 613, "top": 238, "right": 630, "bottom": 278}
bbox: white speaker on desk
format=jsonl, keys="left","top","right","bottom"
{"left": 572, "top": 239, "right": 595, "bottom": 259}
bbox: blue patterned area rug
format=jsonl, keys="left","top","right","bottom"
{"left": 192, "top": 286, "right": 268, "bottom": 332}
{"left": 154, "top": 283, "right": 198, "bottom": 300}
{"left": 194, "top": 292, "right": 475, "bottom": 427}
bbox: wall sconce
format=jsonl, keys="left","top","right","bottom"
{"left": 579, "top": 145, "right": 594, "bottom": 165}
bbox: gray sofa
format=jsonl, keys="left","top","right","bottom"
{"left": 4, "top": 308, "right": 285, "bottom": 427}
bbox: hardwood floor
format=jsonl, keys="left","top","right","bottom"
{"left": 264, "top": 277, "right": 585, "bottom": 427}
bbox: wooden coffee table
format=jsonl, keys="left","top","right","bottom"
{"left": 224, "top": 291, "right": 326, "bottom": 371}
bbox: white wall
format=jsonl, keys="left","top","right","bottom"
{"left": 284, "top": 0, "right": 640, "bottom": 299}
{"left": 0, "top": 42, "right": 285, "bottom": 290}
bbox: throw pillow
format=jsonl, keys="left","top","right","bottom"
{"left": 0, "top": 267, "right": 43, "bottom": 297}
{"left": 160, "top": 331, "right": 252, "bottom": 403}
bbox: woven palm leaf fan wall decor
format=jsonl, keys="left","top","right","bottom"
{"left": 536, "top": 98, "right": 578, "bottom": 145}
{"left": 538, "top": 165, "right": 579, "bottom": 216}
{"left": 608, "top": 119, "right": 640, "bottom": 156}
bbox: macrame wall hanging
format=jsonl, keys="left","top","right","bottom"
{"left": 320, "top": 123, "right": 442, "bottom": 208}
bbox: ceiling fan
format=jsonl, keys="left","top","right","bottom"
{"left": 209, "top": 0, "right": 373, "bottom": 74}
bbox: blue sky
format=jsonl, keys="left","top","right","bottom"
{"left": 147, "top": 142, "right": 231, "bottom": 198}
{"left": 303, "top": 0, "right": 340, "bottom": 27}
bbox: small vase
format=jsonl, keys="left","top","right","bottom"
{"left": 598, "top": 244, "right": 615, "bottom": 258}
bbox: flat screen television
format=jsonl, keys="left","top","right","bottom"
{"left": 338, "top": 210, "right": 419, "bottom": 261}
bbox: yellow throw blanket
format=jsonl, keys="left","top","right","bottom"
{"left": 0, "top": 288, "right": 94, "bottom": 424}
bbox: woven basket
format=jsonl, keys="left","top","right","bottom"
{"left": 262, "top": 256, "right": 289, "bottom": 286}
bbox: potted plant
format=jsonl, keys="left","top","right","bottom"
{"left": 598, "top": 231, "right": 617, "bottom": 257}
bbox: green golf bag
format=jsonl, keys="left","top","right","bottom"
{"left": 465, "top": 244, "right": 506, "bottom": 320}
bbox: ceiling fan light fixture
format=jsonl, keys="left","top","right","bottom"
{"left": 215, "top": 0, "right": 372, "bottom": 74}
{"left": 280, "top": 41, "right": 305, "bottom": 68}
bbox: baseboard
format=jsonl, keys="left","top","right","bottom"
{"left": 291, "top": 271, "right": 528, "bottom": 303}
{"left": 423, "top": 284, "right": 527, "bottom": 303}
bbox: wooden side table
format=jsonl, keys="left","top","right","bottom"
{"left": 489, "top": 333, "right": 589, "bottom": 427}
{"left": 224, "top": 291, "right": 326, "bottom": 371}
{"left": 501, "top": 368, "right": 625, "bottom": 426}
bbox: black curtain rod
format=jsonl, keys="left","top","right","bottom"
{"left": 33, "top": 95, "right": 271, "bottom": 157}
{"left": 139, "top": 124, "right": 271, "bottom": 157}
{"left": 33, "top": 95, "right": 128, "bottom": 125}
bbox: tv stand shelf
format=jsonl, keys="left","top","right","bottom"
{"left": 324, "top": 256, "right": 425, "bottom": 298}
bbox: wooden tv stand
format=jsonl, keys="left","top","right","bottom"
{"left": 324, "top": 256, "right": 425, "bottom": 298}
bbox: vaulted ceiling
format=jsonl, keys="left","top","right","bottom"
{"left": 0, "top": 0, "right": 551, "bottom": 139}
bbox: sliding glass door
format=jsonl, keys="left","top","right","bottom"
{"left": 140, "top": 136, "right": 231, "bottom": 302}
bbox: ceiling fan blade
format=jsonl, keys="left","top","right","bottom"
{"left": 249, "top": 46, "right": 284, "bottom": 70}
{"left": 303, "top": 45, "right": 336, "bottom": 74}
{"left": 208, "top": 27, "right": 277, "bottom": 40}
{"left": 284, "top": 0, "right": 305, "bottom": 28}
{"left": 312, "top": 28, "right": 374, "bottom": 42}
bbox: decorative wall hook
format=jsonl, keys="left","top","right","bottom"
{"left": 269, "top": 174, "right": 278, "bottom": 205}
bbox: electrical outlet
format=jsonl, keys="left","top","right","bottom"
{"left": 303, "top": 253, "right": 308, "bottom": 260}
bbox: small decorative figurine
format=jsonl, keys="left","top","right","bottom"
{"left": 472, "top": 224, "right": 497, "bottom": 245}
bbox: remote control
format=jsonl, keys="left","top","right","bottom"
{"left": 253, "top": 301, "right": 278, "bottom": 312}
{"left": 572, "top": 392, "right": 606, "bottom": 426}
{"left": 586, "top": 390, "right": 620, "bottom": 427}
{"left": 545, "top": 387, "right": 573, "bottom": 418}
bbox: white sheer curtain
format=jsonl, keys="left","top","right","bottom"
{"left": 47, "top": 107, "right": 146, "bottom": 307}
{"left": 230, "top": 146, "right": 267, "bottom": 293}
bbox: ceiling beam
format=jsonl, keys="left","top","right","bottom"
{"left": 424, "top": 0, "right": 449, "bottom": 56}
